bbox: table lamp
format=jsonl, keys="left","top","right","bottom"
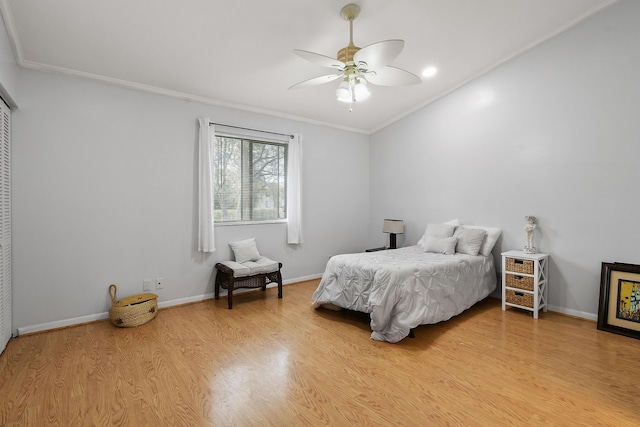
{"left": 383, "top": 219, "right": 404, "bottom": 249}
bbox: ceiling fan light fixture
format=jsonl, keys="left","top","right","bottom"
{"left": 336, "top": 77, "right": 370, "bottom": 103}
{"left": 336, "top": 80, "right": 352, "bottom": 102}
{"left": 353, "top": 79, "right": 370, "bottom": 101}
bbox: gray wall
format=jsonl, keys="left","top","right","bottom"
{"left": 369, "top": 0, "right": 639, "bottom": 319}
{"left": 11, "top": 68, "right": 370, "bottom": 332}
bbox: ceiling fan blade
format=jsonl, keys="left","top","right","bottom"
{"left": 293, "top": 49, "right": 345, "bottom": 70}
{"left": 364, "top": 66, "right": 421, "bottom": 86}
{"left": 288, "top": 74, "right": 343, "bottom": 90}
{"left": 353, "top": 40, "right": 404, "bottom": 71}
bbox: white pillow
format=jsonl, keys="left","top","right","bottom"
{"left": 417, "top": 220, "right": 459, "bottom": 249}
{"left": 454, "top": 226, "right": 487, "bottom": 256}
{"left": 425, "top": 223, "right": 457, "bottom": 238}
{"left": 463, "top": 225, "right": 502, "bottom": 256}
{"left": 423, "top": 236, "right": 457, "bottom": 255}
{"left": 229, "top": 238, "right": 261, "bottom": 263}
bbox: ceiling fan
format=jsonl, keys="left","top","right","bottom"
{"left": 289, "top": 3, "right": 421, "bottom": 106}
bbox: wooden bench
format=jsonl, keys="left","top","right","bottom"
{"left": 214, "top": 258, "right": 283, "bottom": 309}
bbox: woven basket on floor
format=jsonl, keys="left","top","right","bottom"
{"left": 108, "top": 284, "right": 158, "bottom": 327}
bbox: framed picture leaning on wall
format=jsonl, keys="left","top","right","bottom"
{"left": 598, "top": 262, "right": 640, "bottom": 340}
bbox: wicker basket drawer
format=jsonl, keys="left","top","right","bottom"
{"left": 505, "top": 274, "right": 534, "bottom": 291}
{"left": 505, "top": 289, "right": 534, "bottom": 308}
{"left": 505, "top": 257, "right": 534, "bottom": 274}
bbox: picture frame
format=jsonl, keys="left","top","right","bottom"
{"left": 597, "top": 262, "right": 640, "bottom": 339}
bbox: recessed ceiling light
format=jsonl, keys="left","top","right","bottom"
{"left": 422, "top": 67, "right": 438, "bottom": 78}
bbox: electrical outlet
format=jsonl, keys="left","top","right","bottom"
{"left": 156, "top": 277, "right": 164, "bottom": 289}
{"left": 143, "top": 279, "right": 151, "bottom": 291}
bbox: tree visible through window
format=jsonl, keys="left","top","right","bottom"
{"left": 214, "top": 135, "right": 287, "bottom": 222}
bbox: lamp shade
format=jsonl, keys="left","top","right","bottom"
{"left": 336, "top": 80, "right": 351, "bottom": 102}
{"left": 353, "top": 79, "right": 370, "bottom": 101}
{"left": 383, "top": 219, "right": 404, "bottom": 234}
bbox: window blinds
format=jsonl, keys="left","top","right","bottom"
{"left": 0, "top": 100, "right": 11, "bottom": 353}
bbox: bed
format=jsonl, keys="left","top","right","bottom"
{"left": 311, "top": 222, "right": 501, "bottom": 343}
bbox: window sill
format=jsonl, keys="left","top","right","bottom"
{"left": 215, "top": 219, "right": 287, "bottom": 227}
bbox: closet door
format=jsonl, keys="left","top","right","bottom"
{"left": 0, "top": 100, "right": 10, "bottom": 354}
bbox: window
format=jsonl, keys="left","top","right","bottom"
{"left": 213, "top": 131, "right": 287, "bottom": 223}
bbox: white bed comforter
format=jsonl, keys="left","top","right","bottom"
{"left": 311, "top": 246, "right": 497, "bottom": 343}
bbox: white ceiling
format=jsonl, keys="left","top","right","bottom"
{"left": 1, "top": 0, "right": 615, "bottom": 134}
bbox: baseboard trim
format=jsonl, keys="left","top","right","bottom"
{"left": 284, "top": 273, "right": 323, "bottom": 284}
{"left": 157, "top": 292, "right": 215, "bottom": 309}
{"left": 16, "top": 274, "right": 325, "bottom": 336}
{"left": 16, "top": 312, "right": 111, "bottom": 336}
{"left": 547, "top": 305, "right": 597, "bottom": 321}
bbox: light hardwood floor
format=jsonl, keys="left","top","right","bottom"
{"left": 1, "top": 279, "right": 638, "bottom": 426}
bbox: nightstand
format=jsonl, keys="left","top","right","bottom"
{"left": 501, "top": 250, "right": 549, "bottom": 318}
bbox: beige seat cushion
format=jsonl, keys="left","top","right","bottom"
{"left": 219, "top": 257, "right": 279, "bottom": 278}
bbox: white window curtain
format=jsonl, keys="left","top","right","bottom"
{"left": 198, "top": 118, "right": 215, "bottom": 252}
{"left": 287, "top": 134, "right": 303, "bottom": 244}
